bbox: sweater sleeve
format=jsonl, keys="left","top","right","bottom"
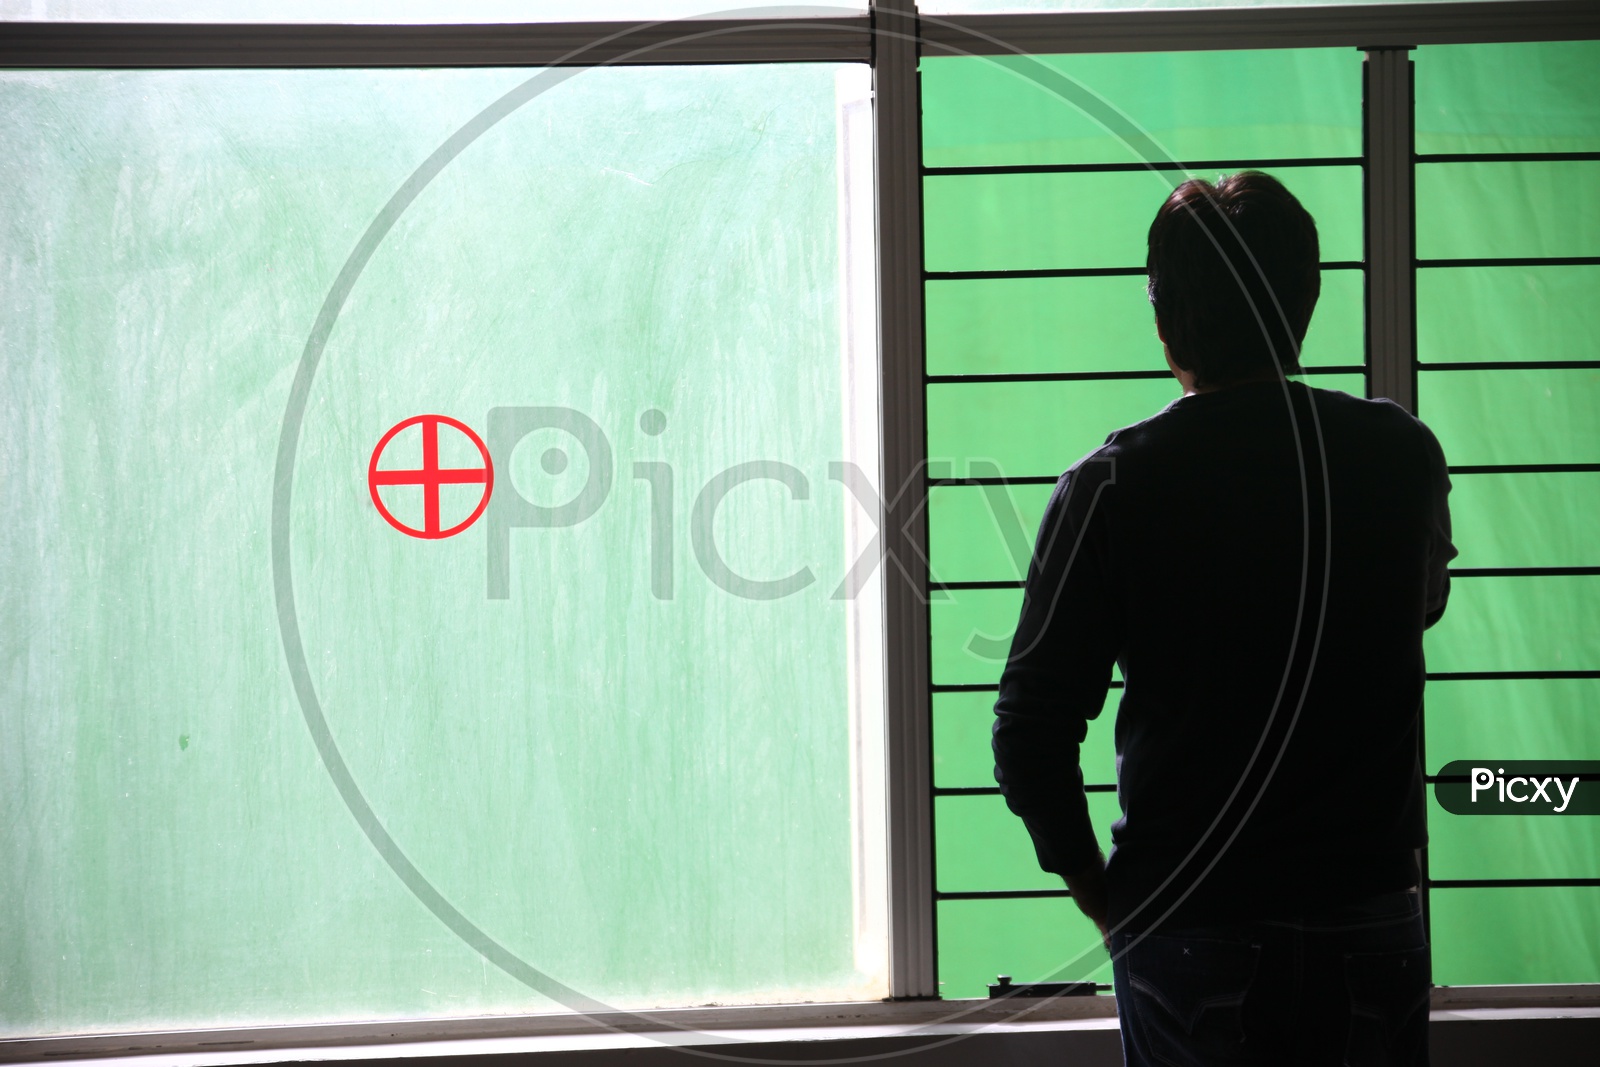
{"left": 992, "top": 455, "right": 1121, "bottom": 878}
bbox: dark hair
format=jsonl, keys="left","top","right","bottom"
{"left": 1146, "top": 171, "right": 1321, "bottom": 389}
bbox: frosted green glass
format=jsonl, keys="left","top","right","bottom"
{"left": 933, "top": 689, "right": 1118, "bottom": 790}
{"left": 937, "top": 898, "right": 1112, "bottom": 1000}
{"left": 0, "top": 65, "right": 878, "bottom": 1037}
{"left": 924, "top": 165, "right": 1363, "bottom": 273}
{"left": 1416, "top": 161, "right": 1600, "bottom": 260}
{"left": 1423, "top": 577, "right": 1600, "bottom": 674}
{"left": 1427, "top": 679, "right": 1600, "bottom": 774}
{"left": 936, "top": 793, "right": 1123, "bottom": 894}
{"left": 1448, "top": 473, "right": 1600, "bottom": 569}
{"left": 927, "top": 378, "right": 1181, "bottom": 479}
{"left": 921, "top": 48, "right": 1361, "bottom": 168}
{"left": 925, "top": 267, "right": 1361, "bottom": 377}
{"left": 1428, "top": 791, "right": 1600, "bottom": 880}
{"left": 1418, "top": 368, "right": 1600, "bottom": 467}
{"left": 1415, "top": 41, "right": 1600, "bottom": 155}
{"left": 1431, "top": 887, "right": 1600, "bottom": 986}
{"left": 928, "top": 482, "right": 1054, "bottom": 583}
{"left": 0, "top": 1, "right": 865, "bottom": 21}
{"left": 1418, "top": 266, "right": 1600, "bottom": 364}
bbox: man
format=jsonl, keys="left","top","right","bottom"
{"left": 992, "top": 171, "right": 1455, "bottom": 1065}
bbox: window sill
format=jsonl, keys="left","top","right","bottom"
{"left": 7, "top": 987, "right": 1600, "bottom": 1066}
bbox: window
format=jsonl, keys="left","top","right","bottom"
{"left": 2, "top": 0, "right": 1596, "bottom": 1051}
{"left": 921, "top": 43, "right": 1368, "bottom": 1000}
{"left": 1413, "top": 39, "right": 1600, "bottom": 986}
{"left": 0, "top": 59, "right": 884, "bottom": 1034}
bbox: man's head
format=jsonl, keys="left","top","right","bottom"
{"left": 1146, "top": 171, "right": 1321, "bottom": 390}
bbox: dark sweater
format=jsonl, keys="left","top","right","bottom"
{"left": 992, "top": 380, "right": 1456, "bottom": 932}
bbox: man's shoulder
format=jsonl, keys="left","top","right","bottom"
{"left": 1304, "top": 383, "right": 1443, "bottom": 454}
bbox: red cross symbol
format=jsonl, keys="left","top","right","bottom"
{"left": 367, "top": 415, "right": 494, "bottom": 539}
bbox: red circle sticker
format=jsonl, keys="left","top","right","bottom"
{"left": 367, "top": 415, "right": 494, "bottom": 539}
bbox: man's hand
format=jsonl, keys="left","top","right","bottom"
{"left": 1063, "top": 852, "right": 1110, "bottom": 944}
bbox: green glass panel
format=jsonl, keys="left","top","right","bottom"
{"left": 927, "top": 378, "right": 1181, "bottom": 479}
{"left": 1416, "top": 161, "right": 1600, "bottom": 260}
{"left": 924, "top": 0, "right": 1496, "bottom": 12}
{"left": 930, "top": 587, "right": 1025, "bottom": 687}
{"left": 925, "top": 268, "right": 1361, "bottom": 377}
{"left": 1418, "top": 266, "right": 1600, "bottom": 365}
{"left": 1428, "top": 790, "right": 1600, "bottom": 880}
{"left": 1430, "top": 887, "right": 1600, "bottom": 985}
{"left": 1304, "top": 270, "right": 1367, "bottom": 370}
{"left": 936, "top": 793, "right": 1123, "bottom": 894}
{"left": 1448, "top": 473, "right": 1600, "bottom": 569}
{"left": 924, "top": 165, "right": 1363, "bottom": 272}
{"left": 926, "top": 276, "right": 1158, "bottom": 377}
{"left": 933, "top": 689, "right": 1118, "bottom": 790}
{"left": 921, "top": 48, "right": 1361, "bottom": 168}
{"left": 1426, "top": 678, "right": 1600, "bottom": 774}
{"left": 1303, "top": 372, "right": 1367, "bottom": 399}
{"left": 1, "top": 65, "right": 877, "bottom": 1036}
{"left": 937, "top": 898, "right": 1112, "bottom": 1000}
{"left": 1415, "top": 41, "right": 1600, "bottom": 155}
{"left": 1424, "top": 576, "right": 1600, "bottom": 674}
{"left": 1418, "top": 368, "right": 1600, "bottom": 467}
{"left": 0, "top": 0, "right": 845, "bottom": 20}
{"left": 928, "top": 482, "right": 1054, "bottom": 584}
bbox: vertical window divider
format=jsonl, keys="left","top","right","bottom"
{"left": 1363, "top": 45, "right": 1417, "bottom": 413}
{"left": 1364, "top": 42, "right": 1430, "bottom": 943}
{"left": 872, "top": 0, "right": 939, "bottom": 1001}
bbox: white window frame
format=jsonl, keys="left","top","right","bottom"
{"left": 3, "top": 0, "right": 1598, "bottom": 1057}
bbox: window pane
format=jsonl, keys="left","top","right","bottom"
{"left": 928, "top": 482, "right": 1051, "bottom": 583}
{"left": 921, "top": 0, "right": 1509, "bottom": 13}
{"left": 921, "top": 48, "right": 1361, "bottom": 168}
{"left": 1431, "top": 887, "right": 1600, "bottom": 986}
{"left": 1, "top": 63, "right": 883, "bottom": 1036}
{"left": 926, "top": 267, "right": 1360, "bottom": 377}
{"left": 927, "top": 378, "right": 1180, "bottom": 478}
{"left": 936, "top": 898, "right": 1110, "bottom": 1001}
{"left": 1418, "top": 265, "right": 1600, "bottom": 365}
{"left": 1417, "top": 368, "right": 1600, "bottom": 467}
{"left": 1449, "top": 472, "right": 1600, "bottom": 569}
{"left": 926, "top": 276, "right": 1156, "bottom": 377}
{"left": 930, "top": 588, "right": 1023, "bottom": 686}
{"left": 1416, "top": 161, "right": 1600, "bottom": 260}
{"left": 1424, "top": 576, "right": 1600, "bottom": 674}
{"left": 936, "top": 793, "right": 1121, "bottom": 894}
{"left": 1428, "top": 794, "right": 1600, "bottom": 880}
{"left": 925, "top": 165, "right": 1362, "bottom": 272}
{"left": 1415, "top": 40, "right": 1600, "bottom": 154}
{"left": 933, "top": 689, "right": 1118, "bottom": 789}
{"left": 1427, "top": 678, "right": 1600, "bottom": 774}
{"left": 0, "top": 1, "right": 867, "bottom": 21}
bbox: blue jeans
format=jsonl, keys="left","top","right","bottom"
{"left": 1110, "top": 890, "right": 1430, "bottom": 1066}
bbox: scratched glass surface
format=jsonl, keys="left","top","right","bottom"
{"left": 0, "top": 63, "right": 886, "bottom": 1035}
{"left": 0, "top": 1, "right": 867, "bottom": 21}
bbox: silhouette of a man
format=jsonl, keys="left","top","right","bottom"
{"left": 994, "top": 171, "right": 1454, "bottom": 1065}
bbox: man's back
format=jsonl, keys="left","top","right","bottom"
{"left": 993, "top": 169, "right": 1450, "bottom": 1065}
{"left": 1089, "top": 380, "right": 1453, "bottom": 929}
